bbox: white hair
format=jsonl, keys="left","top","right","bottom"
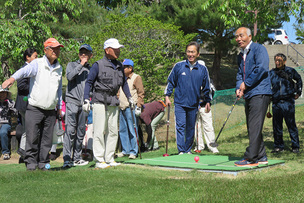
{"left": 246, "top": 28, "right": 252, "bottom": 36}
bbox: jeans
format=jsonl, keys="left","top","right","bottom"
{"left": 0, "top": 124, "right": 11, "bottom": 154}
{"left": 119, "top": 107, "right": 138, "bottom": 156}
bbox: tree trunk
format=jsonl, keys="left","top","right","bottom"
{"left": 212, "top": 48, "right": 222, "bottom": 89}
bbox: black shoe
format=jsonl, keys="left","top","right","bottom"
{"left": 19, "top": 157, "right": 25, "bottom": 164}
{"left": 271, "top": 148, "right": 284, "bottom": 153}
{"left": 17, "top": 148, "right": 26, "bottom": 159}
{"left": 292, "top": 148, "right": 300, "bottom": 153}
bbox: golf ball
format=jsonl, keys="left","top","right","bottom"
{"left": 45, "top": 163, "right": 51, "bottom": 170}
{"left": 194, "top": 156, "right": 199, "bottom": 163}
{"left": 23, "top": 96, "right": 28, "bottom": 101}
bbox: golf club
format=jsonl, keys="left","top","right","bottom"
{"left": 130, "top": 104, "right": 142, "bottom": 159}
{"left": 163, "top": 105, "right": 170, "bottom": 157}
{"left": 56, "top": 116, "right": 65, "bottom": 136}
{"left": 209, "top": 97, "right": 238, "bottom": 147}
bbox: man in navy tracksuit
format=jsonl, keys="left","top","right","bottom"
{"left": 234, "top": 27, "right": 272, "bottom": 167}
{"left": 165, "top": 41, "right": 211, "bottom": 155}
{"left": 269, "top": 53, "right": 302, "bottom": 153}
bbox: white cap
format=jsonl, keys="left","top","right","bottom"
{"left": 104, "top": 38, "right": 124, "bottom": 49}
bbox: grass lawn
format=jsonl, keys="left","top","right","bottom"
{"left": 1, "top": 104, "right": 304, "bottom": 202}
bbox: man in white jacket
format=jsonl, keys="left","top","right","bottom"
{"left": 2, "top": 38, "right": 63, "bottom": 171}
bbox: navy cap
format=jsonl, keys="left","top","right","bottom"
{"left": 79, "top": 44, "right": 93, "bottom": 52}
{"left": 122, "top": 59, "right": 134, "bottom": 67}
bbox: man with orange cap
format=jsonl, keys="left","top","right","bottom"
{"left": 2, "top": 38, "right": 64, "bottom": 171}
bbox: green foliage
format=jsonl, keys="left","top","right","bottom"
{"left": 0, "top": 17, "right": 51, "bottom": 82}
{"left": 144, "top": 0, "right": 298, "bottom": 88}
{"left": 0, "top": 0, "right": 84, "bottom": 82}
{"left": 296, "top": 24, "right": 304, "bottom": 43}
{"left": 89, "top": 14, "right": 195, "bottom": 101}
{"left": 201, "top": 0, "right": 298, "bottom": 43}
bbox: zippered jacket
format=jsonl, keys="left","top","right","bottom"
{"left": 269, "top": 66, "right": 302, "bottom": 103}
{"left": 65, "top": 60, "right": 90, "bottom": 106}
{"left": 236, "top": 42, "right": 272, "bottom": 99}
{"left": 165, "top": 60, "right": 211, "bottom": 108}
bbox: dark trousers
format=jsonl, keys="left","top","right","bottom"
{"left": 63, "top": 103, "right": 88, "bottom": 162}
{"left": 25, "top": 105, "right": 56, "bottom": 170}
{"left": 272, "top": 100, "right": 299, "bottom": 149}
{"left": 244, "top": 95, "right": 270, "bottom": 162}
{"left": 175, "top": 104, "right": 198, "bottom": 153}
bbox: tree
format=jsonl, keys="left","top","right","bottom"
{"left": 140, "top": 0, "right": 298, "bottom": 88}
{"left": 199, "top": 0, "right": 302, "bottom": 87}
{"left": 89, "top": 14, "right": 195, "bottom": 101}
{"left": 0, "top": 0, "right": 84, "bottom": 81}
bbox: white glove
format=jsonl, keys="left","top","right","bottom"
{"left": 135, "top": 107, "right": 141, "bottom": 117}
{"left": 128, "top": 97, "right": 135, "bottom": 109}
{"left": 82, "top": 99, "right": 91, "bottom": 113}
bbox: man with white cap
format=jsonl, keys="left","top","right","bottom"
{"left": 2, "top": 38, "right": 64, "bottom": 171}
{"left": 83, "top": 38, "right": 134, "bottom": 169}
{"left": 63, "top": 44, "right": 93, "bottom": 168}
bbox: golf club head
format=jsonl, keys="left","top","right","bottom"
{"left": 209, "top": 142, "right": 219, "bottom": 148}
{"left": 194, "top": 150, "right": 201, "bottom": 153}
{"left": 56, "top": 129, "right": 65, "bottom": 136}
{"left": 163, "top": 153, "right": 169, "bottom": 157}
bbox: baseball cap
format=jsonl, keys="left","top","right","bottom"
{"left": 123, "top": 59, "right": 134, "bottom": 67}
{"left": 104, "top": 38, "right": 124, "bottom": 49}
{"left": 44, "top": 38, "right": 64, "bottom": 48}
{"left": 79, "top": 44, "right": 93, "bottom": 52}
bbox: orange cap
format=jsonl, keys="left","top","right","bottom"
{"left": 44, "top": 38, "right": 64, "bottom": 48}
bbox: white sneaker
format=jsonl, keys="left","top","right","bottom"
{"left": 74, "top": 159, "right": 89, "bottom": 166}
{"left": 63, "top": 161, "right": 73, "bottom": 168}
{"left": 116, "top": 152, "right": 126, "bottom": 158}
{"left": 128, "top": 154, "right": 136, "bottom": 159}
{"left": 109, "top": 161, "right": 121, "bottom": 167}
{"left": 178, "top": 152, "right": 184, "bottom": 155}
{"left": 187, "top": 151, "right": 192, "bottom": 154}
{"left": 210, "top": 148, "right": 219, "bottom": 154}
{"left": 95, "top": 162, "right": 110, "bottom": 169}
{"left": 3, "top": 154, "right": 10, "bottom": 160}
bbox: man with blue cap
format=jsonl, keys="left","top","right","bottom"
{"left": 63, "top": 44, "right": 93, "bottom": 168}
{"left": 117, "top": 59, "right": 144, "bottom": 159}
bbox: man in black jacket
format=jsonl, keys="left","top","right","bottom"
{"left": 269, "top": 53, "right": 302, "bottom": 153}
{"left": 15, "top": 48, "right": 38, "bottom": 160}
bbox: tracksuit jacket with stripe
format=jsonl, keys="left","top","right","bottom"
{"left": 165, "top": 60, "right": 211, "bottom": 108}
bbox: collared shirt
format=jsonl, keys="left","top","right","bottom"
{"left": 241, "top": 41, "right": 253, "bottom": 61}
{"left": 189, "top": 61, "right": 197, "bottom": 71}
{"left": 12, "top": 55, "right": 63, "bottom": 109}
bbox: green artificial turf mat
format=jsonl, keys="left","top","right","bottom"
{"left": 125, "top": 154, "right": 285, "bottom": 174}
